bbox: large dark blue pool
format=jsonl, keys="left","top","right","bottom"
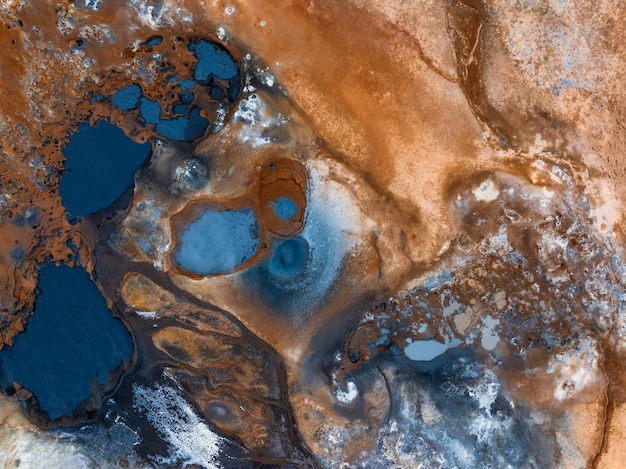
{"left": 59, "top": 121, "right": 151, "bottom": 216}
{"left": 0, "top": 263, "right": 134, "bottom": 421}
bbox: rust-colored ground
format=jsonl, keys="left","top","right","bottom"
{"left": 1, "top": 0, "right": 626, "bottom": 466}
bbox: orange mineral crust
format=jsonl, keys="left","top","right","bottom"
{"left": 0, "top": 0, "right": 626, "bottom": 467}
{"left": 258, "top": 158, "right": 307, "bottom": 237}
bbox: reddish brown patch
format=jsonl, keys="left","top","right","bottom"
{"left": 258, "top": 158, "right": 307, "bottom": 237}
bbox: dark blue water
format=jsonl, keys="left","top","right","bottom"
{"left": 180, "top": 79, "right": 196, "bottom": 104}
{"left": 180, "top": 79, "right": 196, "bottom": 93}
{"left": 144, "top": 35, "right": 163, "bottom": 47}
{"left": 188, "top": 39, "right": 240, "bottom": 102}
{"left": 59, "top": 121, "right": 151, "bottom": 216}
{"left": 107, "top": 38, "right": 240, "bottom": 145}
{"left": 0, "top": 264, "right": 133, "bottom": 421}
{"left": 155, "top": 117, "right": 190, "bottom": 141}
{"left": 155, "top": 107, "right": 210, "bottom": 141}
{"left": 188, "top": 39, "right": 238, "bottom": 82}
{"left": 139, "top": 96, "right": 209, "bottom": 141}
{"left": 113, "top": 84, "right": 142, "bottom": 111}
{"left": 185, "top": 108, "right": 210, "bottom": 139}
{"left": 90, "top": 93, "right": 105, "bottom": 104}
{"left": 140, "top": 98, "right": 161, "bottom": 124}
{"left": 174, "top": 104, "right": 189, "bottom": 115}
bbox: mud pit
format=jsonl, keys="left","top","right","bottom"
{"left": 1, "top": 0, "right": 626, "bottom": 467}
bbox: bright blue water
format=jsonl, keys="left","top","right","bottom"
{"left": 0, "top": 264, "right": 133, "bottom": 421}
{"left": 113, "top": 84, "right": 142, "bottom": 111}
{"left": 175, "top": 208, "right": 260, "bottom": 275}
{"left": 404, "top": 338, "right": 463, "bottom": 362}
{"left": 270, "top": 197, "right": 298, "bottom": 220}
{"left": 188, "top": 39, "right": 238, "bottom": 82}
{"left": 59, "top": 121, "right": 151, "bottom": 216}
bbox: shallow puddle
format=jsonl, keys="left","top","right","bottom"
{"left": 404, "top": 338, "right": 464, "bottom": 362}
